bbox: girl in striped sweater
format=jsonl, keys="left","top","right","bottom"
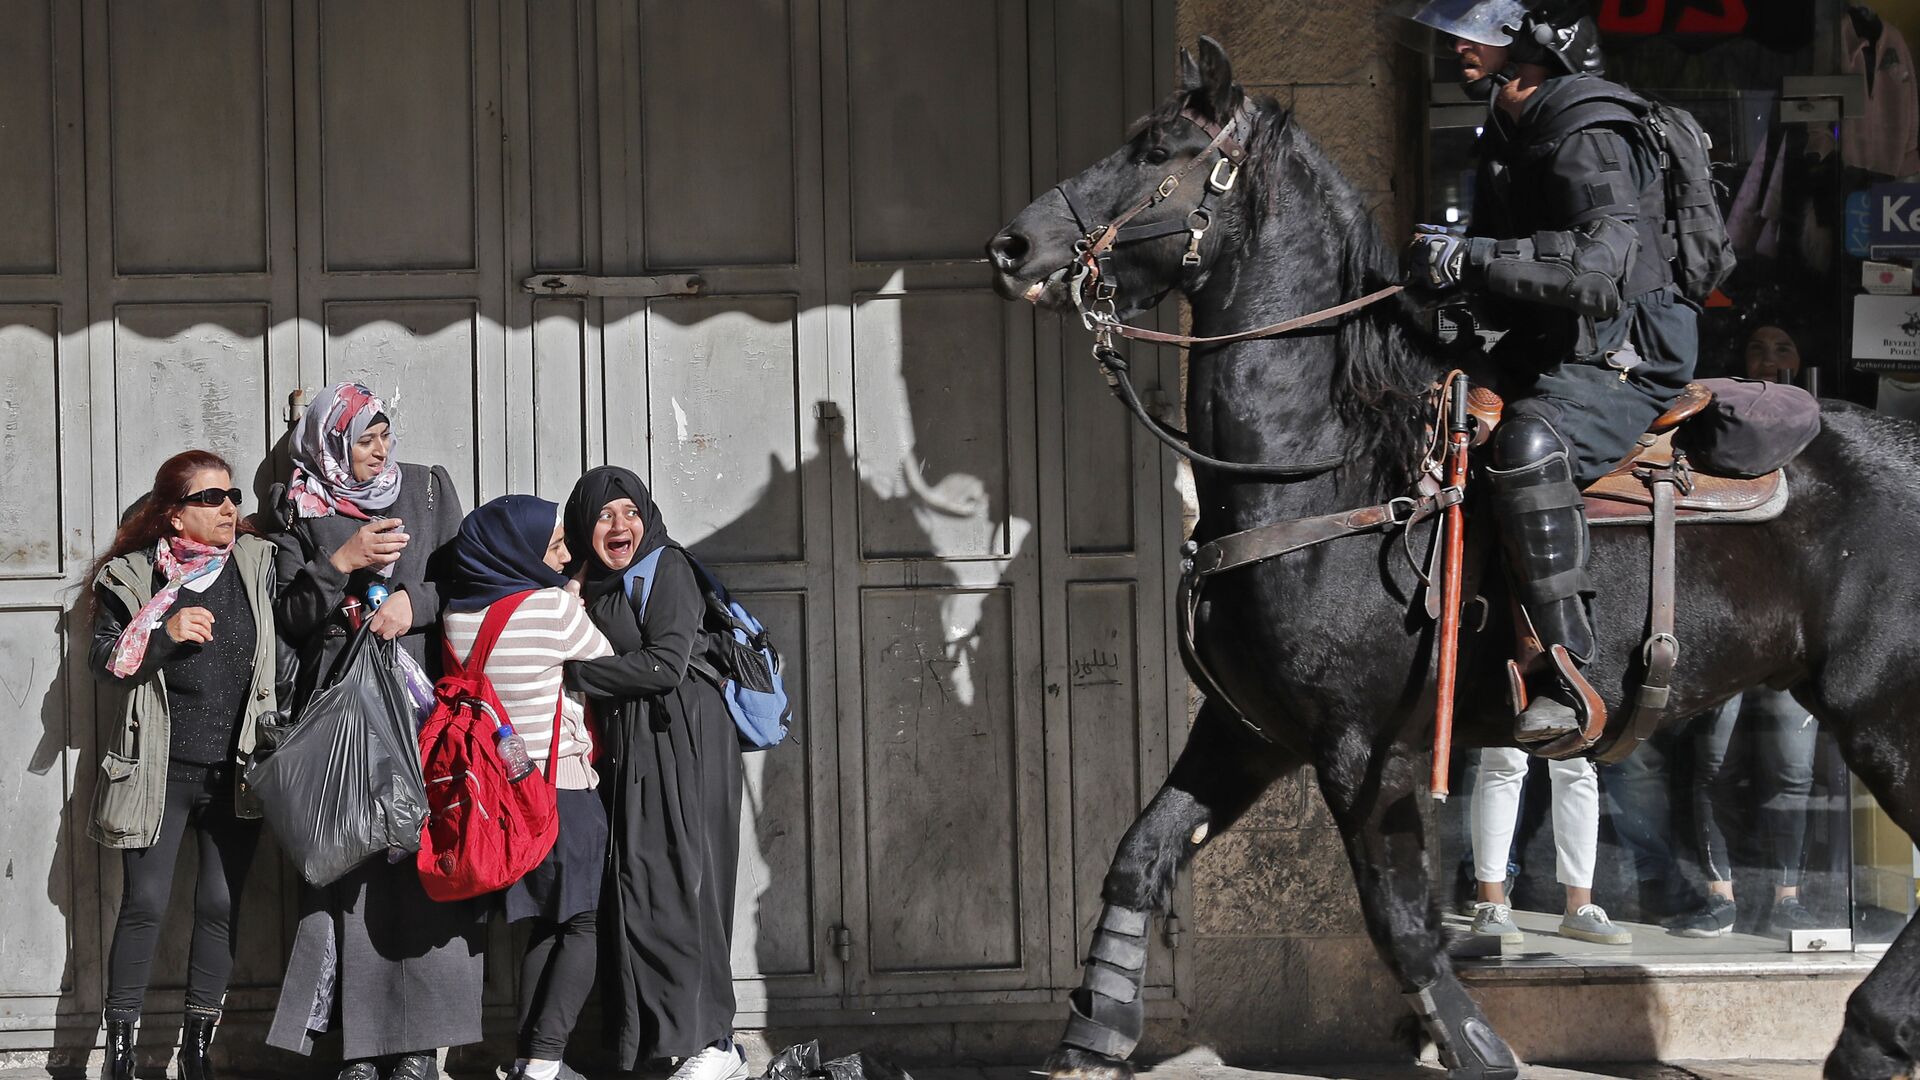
{"left": 442, "top": 495, "right": 611, "bottom": 1080}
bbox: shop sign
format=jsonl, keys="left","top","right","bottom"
{"left": 1851, "top": 294, "right": 1920, "bottom": 365}
{"left": 1867, "top": 183, "right": 1920, "bottom": 257}
{"left": 1596, "top": 1, "right": 1811, "bottom": 46}
{"left": 1847, "top": 191, "right": 1874, "bottom": 258}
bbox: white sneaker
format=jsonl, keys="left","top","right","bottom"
{"left": 670, "top": 1043, "right": 750, "bottom": 1080}
{"left": 1470, "top": 901, "right": 1524, "bottom": 946}
{"left": 1560, "top": 903, "right": 1632, "bottom": 945}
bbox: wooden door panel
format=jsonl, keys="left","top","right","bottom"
{"left": 644, "top": 295, "right": 807, "bottom": 564}
{"left": 106, "top": 0, "right": 270, "bottom": 276}
{"left": 111, "top": 305, "right": 274, "bottom": 491}
{"left": 318, "top": 0, "right": 478, "bottom": 272}
{"left": 846, "top": 0, "right": 1007, "bottom": 262}
{"left": 851, "top": 291, "right": 1013, "bottom": 560}
{"left": 323, "top": 300, "right": 484, "bottom": 510}
{"left": 0, "top": 609, "right": 74, "bottom": 996}
{"left": 0, "top": 0, "right": 59, "bottom": 276}
{"left": 0, "top": 310, "right": 65, "bottom": 576}
{"left": 860, "top": 584, "right": 1024, "bottom": 973}
{"left": 525, "top": 0, "right": 588, "bottom": 273}
{"left": 639, "top": 0, "right": 798, "bottom": 268}
{"left": 729, "top": 591, "right": 818, "bottom": 981}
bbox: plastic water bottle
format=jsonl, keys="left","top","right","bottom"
{"left": 494, "top": 720, "right": 534, "bottom": 783}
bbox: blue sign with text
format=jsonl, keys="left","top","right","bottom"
{"left": 1867, "top": 183, "right": 1920, "bottom": 256}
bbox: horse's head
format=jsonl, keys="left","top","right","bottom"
{"left": 989, "top": 36, "right": 1249, "bottom": 314}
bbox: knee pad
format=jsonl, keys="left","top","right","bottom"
{"left": 1491, "top": 412, "right": 1569, "bottom": 471}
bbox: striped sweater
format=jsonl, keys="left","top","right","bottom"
{"left": 442, "top": 587, "right": 613, "bottom": 790}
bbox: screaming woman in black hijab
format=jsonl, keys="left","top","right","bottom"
{"left": 559, "top": 466, "right": 747, "bottom": 1080}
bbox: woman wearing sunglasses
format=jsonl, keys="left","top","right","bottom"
{"left": 263, "top": 382, "right": 474, "bottom": 1080}
{"left": 87, "top": 450, "right": 283, "bottom": 1080}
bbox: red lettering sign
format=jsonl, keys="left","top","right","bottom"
{"left": 1597, "top": 0, "right": 1750, "bottom": 36}
{"left": 1674, "top": 0, "right": 1747, "bottom": 34}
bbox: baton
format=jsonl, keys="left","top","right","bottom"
{"left": 1431, "top": 376, "right": 1472, "bottom": 801}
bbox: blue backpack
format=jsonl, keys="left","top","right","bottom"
{"left": 622, "top": 545, "right": 792, "bottom": 751}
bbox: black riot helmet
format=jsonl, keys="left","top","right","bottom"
{"left": 1401, "top": 0, "right": 1604, "bottom": 86}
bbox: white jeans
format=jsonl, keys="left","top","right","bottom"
{"left": 1471, "top": 747, "right": 1599, "bottom": 890}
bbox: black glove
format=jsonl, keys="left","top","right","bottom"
{"left": 1406, "top": 225, "right": 1475, "bottom": 294}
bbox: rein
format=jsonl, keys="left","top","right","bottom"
{"left": 1057, "top": 103, "right": 1406, "bottom": 478}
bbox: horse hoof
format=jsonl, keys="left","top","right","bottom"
{"left": 1044, "top": 1046, "right": 1134, "bottom": 1080}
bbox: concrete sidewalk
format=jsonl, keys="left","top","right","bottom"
{"left": 0, "top": 1061, "right": 1825, "bottom": 1080}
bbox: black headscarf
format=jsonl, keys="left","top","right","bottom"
{"left": 445, "top": 494, "right": 569, "bottom": 613}
{"left": 564, "top": 465, "right": 672, "bottom": 600}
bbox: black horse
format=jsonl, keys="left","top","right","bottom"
{"left": 988, "top": 38, "right": 1920, "bottom": 1080}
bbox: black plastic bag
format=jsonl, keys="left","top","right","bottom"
{"left": 758, "top": 1041, "right": 912, "bottom": 1080}
{"left": 244, "top": 624, "right": 428, "bottom": 886}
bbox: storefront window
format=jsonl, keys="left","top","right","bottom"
{"left": 1419, "top": 0, "right": 1919, "bottom": 960}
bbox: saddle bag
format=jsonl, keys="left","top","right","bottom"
{"left": 1673, "top": 377, "right": 1821, "bottom": 478}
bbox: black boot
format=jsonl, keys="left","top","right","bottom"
{"left": 103, "top": 1016, "right": 136, "bottom": 1080}
{"left": 179, "top": 1007, "right": 219, "bottom": 1080}
{"left": 385, "top": 1051, "right": 440, "bottom": 1080}
{"left": 334, "top": 1062, "right": 380, "bottom": 1080}
{"left": 1488, "top": 426, "right": 1596, "bottom": 745}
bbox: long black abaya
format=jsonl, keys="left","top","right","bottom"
{"left": 562, "top": 468, "right": 743, "bottom": 1067}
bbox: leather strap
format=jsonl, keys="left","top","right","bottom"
{"left": 1062, "top": 1007, "right": 1138, "bottom": 1059}
{"left": 1089, "top": 930, "right": 1147, "bottom": 971}
{"left": 1190, "top": 500, "right": 1420, "bottom": 580}
{"left": 1099, "top": 905, "right": 1150, "bottom": 936}
{"left": 1080, "top": 963, "right": 1140, "bottom": 1004}
{"left": 1597, "top": 470, "right": 1680, "bottom": 764}
{"left": 1105, "top": 284, "right": 1405, "bottom": 348}
{"left": 462, "top": 590, "right": 535, "bottom": 673}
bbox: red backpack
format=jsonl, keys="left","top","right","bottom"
{"left": 415, "top": 591, "right": 559, "bottom": 901}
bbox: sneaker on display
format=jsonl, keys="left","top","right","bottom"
{"left": 1470, "top": 901, "right": 1524, "bottom": 946}
{"left": 1768, "top": 894, "right": 1824, "bottom": 935}
{"left": 670, "top": 1042, "right": 750, "bottom": 1080}
{"left": 1666, "top": 892, "right": 1735, "bottom": 939}
{"left": 1560, "top": 904, "right": 1632, "bottom": 945}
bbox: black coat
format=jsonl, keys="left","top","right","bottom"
{"left": 264, "top": 461, "right": 484, "bottom": 1061}
{"left": 566, "top": 547, "right": 743, "bottom": 1065}
{"left": 271, "top": 462, "right": 463, "bottom": 706}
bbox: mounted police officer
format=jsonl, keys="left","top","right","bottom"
{"left": 1399, "top": 0, "right": 1700, "bottom": 748}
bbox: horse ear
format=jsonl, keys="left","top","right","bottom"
{"left": 1178, "top": 46, "right": 1201, "bottom": 92}
{"left": 1194, "top": 35, "right": 1241, "bottom": 122}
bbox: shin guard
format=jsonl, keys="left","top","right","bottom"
{"left": 1060, "top": 905, "right": 1149, "bottom": 1060}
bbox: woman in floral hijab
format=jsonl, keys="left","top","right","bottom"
{"left": 265, "top": 381, "right": 479, "bottom": 1080}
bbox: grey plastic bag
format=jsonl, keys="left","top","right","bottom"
{"left": 244, "top": 624, "right": 428, "bottom": 886}
{"left": 758, "top": 1041, "right": 912, "bottom": 1080}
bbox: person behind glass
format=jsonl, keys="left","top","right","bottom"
{"left": 263, "top": 382, "right": 474, "bottom": 1080}
{"left": 441, "top": 496, "right": 613, "bottom": 1080}
{"left": 1668, "top": 689, "right": 1822, "bottom": 938}
{"left": 87, "top": 450, "right": 281, "bottom": 1080}
{"left": 1743, "top": 323, "right": 1801, "bottom": 385}
{"left": 1468, "top": 749, "right": 1632, "bottom": 947}
{"left": 560, "top": 467, "right": 747, "bottom": 1080}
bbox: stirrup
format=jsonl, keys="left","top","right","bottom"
{"left": 1508, "top": 646, "right": 1607, "bottom": 759}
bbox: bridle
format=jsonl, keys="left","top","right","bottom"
{"left": 1048, "top": 102, "right": 1404, "bottom": 479}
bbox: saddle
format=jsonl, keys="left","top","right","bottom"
{"left": 1472, "top": 382, "right": 1790, "bottom": 762}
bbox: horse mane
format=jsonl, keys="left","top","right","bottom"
{"left": 1175, "top": 92, "right": 1446, "bottom": 491}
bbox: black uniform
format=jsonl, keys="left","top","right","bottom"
{"left": 1461, "top": 73, "right": 1699, "bottom": 742}
{"left": 1469, "top": 73, "right": 1699, "bottom": 484}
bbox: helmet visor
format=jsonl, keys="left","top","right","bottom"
{"left": 1397, "top": 0, "right": 1528, "bottom": 47}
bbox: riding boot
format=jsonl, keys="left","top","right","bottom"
{"left": 1487, "top": 448, "right": 1596, "bottom": 745}
{"left": 179, "top": 1006, "right": 219, "bottom": 1080}
{"left": 103, "top": 1016, "right": 136, "bottom": 1080}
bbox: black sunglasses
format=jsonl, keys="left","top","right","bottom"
{"left": 179, "top": 487, "right": 244, "bottom": 508}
